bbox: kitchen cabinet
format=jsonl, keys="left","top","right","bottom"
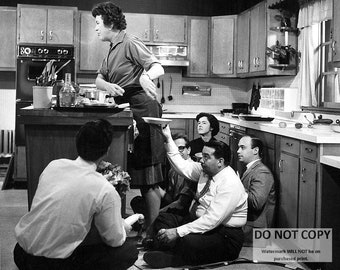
{"left": 125, "top": 13, "right": 151, "bottom": 42}
{"left": 249, "top": 1, "right": 267, "bottom": 73}
{"left": 186, "top": 17, "right": 210, "bottom": 77}
{"left": 168, "top": 118, "right": 196, "bottom": 141}
{"left": 17, "top": 4, "right": 77, "bottom": 45}
{"left": 332, "top": 0, "right": 340, "bottom": 62}
{"left": 79, "top": 11, "right": 108, "bottom": 72}
{"left": 215, "top": 122, "right": 230, "bottom": 146}
{"left": 125, "top": 14, "right": 187, "bottom": 45}
{"left": 278, "top": 136, "right": 300, "bottom": 228}
{"left": 0, "top": 7, "right": 16, "bottom": 71}
{"left": 298, "top": 142, "right": 317, "bottom": 228}
{"left": 236, "top": 10, "right": 250, "bottom": 75}
{"left": 211, "top": 15, "right": 237, "bottom": 77}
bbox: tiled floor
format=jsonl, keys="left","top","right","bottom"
{"left": 0, "top": 189, "right": 310, "bottom": 270}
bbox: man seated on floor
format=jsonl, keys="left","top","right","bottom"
{"left": 143, "top": 125, "right": 248, "bottom": 268}
{"left": 13, "top": 119, "right": 140, "bottom": 270}
{"left": 130, "top": 133, "right": 197, "bottom": 218}
{"left": 237, "top": 135, "right": 276, "bottom": 246}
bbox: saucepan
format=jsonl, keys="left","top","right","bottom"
{"left": 304, "top": 115, "right": 333, "bottom": 131}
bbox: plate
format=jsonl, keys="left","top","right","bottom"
{"left": 142, "top": 117, "right": 172, "bottom": 125}
{"left": 83, "top": 102, "right": 116, "bottom": 108}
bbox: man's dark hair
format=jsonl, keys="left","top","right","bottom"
{"left": 249, "top": 136, "right": 264, "bottom": 158}
{"left": 76, "top": 119, "right": 113, "bottom": 161}
{"left": 92, "top": 2, "right": 127, "bottom": 30}
{"left": 204, "top": 140, "right": 230, "bottom": 165}
{"left": 172, "top": 133, "right": 189, "bottom": 146}
{"left": 195, "top": 112, "right": 220, "bottom": 137}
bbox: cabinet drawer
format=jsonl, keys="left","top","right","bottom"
{"left": 280, "top": 136, "right": 300, "bottom": 155}
{"left": 219, "top": 122, "right": 230, "bottom": 134}
{"left": 215, "top": 132, "right": 230, "bottom": 145}
{"left": 301, "top": 142, "right": 317, "bottom": 160}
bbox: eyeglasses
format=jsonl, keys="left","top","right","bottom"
{"left": 178, "top": 146, "right": 187, "bottom": 152}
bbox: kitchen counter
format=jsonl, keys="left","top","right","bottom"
{"left": 18, "top": 106, "right": 133, "bottom": 211}
{"left": 320, "top": 155, "right": 340, "bottom": 169}
{"left": 163, "top": 112, "right": 340, "bottom": 144}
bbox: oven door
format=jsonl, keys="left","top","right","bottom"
{"left": 16, "top": 58, "right": 75, "bottom": 101}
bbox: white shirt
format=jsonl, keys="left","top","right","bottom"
{"left": 166, "top": 140, "right": 248, "bottom": 238}
{"left": 15, "top": 157, "right": 126, "bottom": 258}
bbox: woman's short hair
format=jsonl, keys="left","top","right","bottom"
{"left": 76, "top": 119, "right": 113, "bottom": 161}
{"left": 92, "top": 2, "right": 127, "bottom": 30}
{"left": 195, "top": 112, "right": 220, "bottom": 136}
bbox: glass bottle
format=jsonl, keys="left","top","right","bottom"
{"left": 59, "top": 73, "right": 76, "bottom": 107}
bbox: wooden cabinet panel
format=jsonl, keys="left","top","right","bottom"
{"left": 47, "top": 9, "right": 75, "bottom": 44}
{"left": 79, "top": 11, "right": 108, "bottom": 71}
{"left": 333, "top": 0, "right": 340, "bottom": 62}
{"left": 215, "top": 133, "right": 230, "bottom": 146}
{"left": 152, "top": 15, "right": 187, "bottom": 44}
{"left": 280, "top": 136, "right": 299, "bottom": 155}
{"left": 0, "top": 7, "right": 16, "bottom": 70}
{"left": 125, "top": 13, "right": 151, "bottom": 42}
{"left": 249, "top": 1, "right": 266, "bottom": 73}
{"left": 279, "top": 152, "right": 299, "bottom": 228}
{"left": 298, "top": 159, "right": 317, "bottom": 228}
{"left": 211, "top": 16, "right": 236, "bottom": 77}
{"left": 301, "top": 141, "right": 318, "bottom": 160}
{"left": 236, "top": 11, "right": 250, "bottom": 74}
{"left": 17, "top": 5, "right": 76, "bottom": 45}
{"left": 187, "top": 17, "right": 210, "bottom": 77}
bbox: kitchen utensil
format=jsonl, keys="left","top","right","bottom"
{"left": 168, "top": 75, "right": 173, "bottom": 101}
{"left": 157, "top": 78, "right": 160, "bottom": 88}
{"left": 238, "top": 114, "right": 274, "bottom": 121}
{"left": 336, "top": 119, "right": 340, "bottom": 125}
{"left": 232, "top": 103, "right": 249, "bottom": 114}
{"left": 161, "top": 80, "right": 165, "bottom": 104}
{"left": 142, "top": 117, "right": 171, "bottom": 125}
{"left": 55, "top": 59, "right": 71, "bottom": 75}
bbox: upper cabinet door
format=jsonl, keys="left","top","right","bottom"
{"left": 0, "top": 7, "right": 16, "bottom": 70}
{"left": 125, "top": 13, "right": 151, "bottom": 42}
{"left": 187, "top": 17, "right": 210, "bottom": 77}
{"left": 79, "top": 11, "right": 108, "bottom": 71}
{"left": 333, "top": 0, "right": 340, "bottom": 62}
{"left": 17, "top": 4, "right": 76, "bottom": 45}
{"left": 236, "top": 11, "right": 250, "bottom": 74}
{"left": 47, "top": 9, "right": 75, "bottom": 44}
{"left": 18, "top": 7, "right": 47, "bottom": 43}
{"left": 249, "top": 1, "right": 266, "bottom": 73}
{"left": 211, "top": 15, "right": 236, "bottom": 77}
{"left": 152, "top": 15, "right": 187, "bottom": 44}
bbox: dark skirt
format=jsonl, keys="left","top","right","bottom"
{"left": 115, "top": 87, "right": 165, "bottom": 186}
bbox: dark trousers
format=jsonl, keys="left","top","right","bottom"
{"left": 153, "top": 212, "right": 244, "bottom": 266}
{"left": 14, "top": 238, "right": 138, "bottom": 270}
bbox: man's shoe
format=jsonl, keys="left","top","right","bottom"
{"left": 143, "top": 251, "right": 185, "bottom": 268}
{"left": 141, "top": 237, "right": 155, "bottom": 250}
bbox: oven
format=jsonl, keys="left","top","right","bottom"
{"left": 16, "top": 44, "right": 75, "bottom": 145}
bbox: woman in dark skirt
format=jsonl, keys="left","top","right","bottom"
{"left": 92, "top": 1, "right": 165, "bottom": 229}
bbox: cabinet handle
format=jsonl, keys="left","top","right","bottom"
{"left": 253, "top": 57, "right": 256, "bottom": 67}
{"left": 301, "top": 168, "right": 306, "bottom": 182}
{"left": 286, "top": 142, "right": 293, "bottom": 147}
{"left": 49, "top": 31, "right": 53, "bottom": 40}
{"left": 241, "top": 60, "right": 244, "bottom": 69}
{"left": 40, "top": 30, "right": 44, "bottom": 40}
{"left": 256, "top": 57, "right": 260, "bottom": 67}
{"left": 305, "top": 147, "right": 313, "bottom": 153}
{"left": 154, "top": 29, "right": 159, "bottom": 40}
{"left": 279, "top": 159, "right": 283, "bottom": 172}
{"left": 144, "top": 29, "right": 148, "bottom": 39}
{"left": 228, "top": 61, "right": 232, "bottom": 70}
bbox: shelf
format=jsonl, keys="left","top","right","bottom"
{"left": 270, "top": 26, "right": 298, "bottom": 33}
{"left": 269, "top": 64, "right": 296, "bottom": 71}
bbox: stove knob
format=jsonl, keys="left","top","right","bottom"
{"left": 63, "top": 49, "right": 68, "bottom": 55}
{"left": 57, "top": 49, "right": 63, "bottom": 55}
{"left": 44, "top": 48, "right": 49, "bottom": 54}
{"left": 23, "top": 47, "right": 31, "bottom": 55}
{"left": 38, "top": 48, "right": 44, "bottom": 54}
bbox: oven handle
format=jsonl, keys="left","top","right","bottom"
{"left": 31, "top": 58, "right": 62, "bottom": 62}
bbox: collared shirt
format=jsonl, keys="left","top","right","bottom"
{"left": 246, "top": 158, "right": 261, "bottom": 170}
{"left": 15, "top": 157, "right": 126, "bottom": 259}
{"left": 166, "top": 140, "right": 248, "bottom": 238}
{"left": 98, "top": 30, "right": 160, "bottom": 88}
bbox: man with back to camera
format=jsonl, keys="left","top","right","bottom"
{"left": 188, "top": 112, "right": 220, "bottom": 161}
{"left": 237, "top": 135, "right": 276, "bottom": 246}
{"left": 143, "top": 124, "right": 248, "bottom": 268}
{"left": 13, "top": 119, "right": 141, "bottom": 270}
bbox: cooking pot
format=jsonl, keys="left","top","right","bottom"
{"left": 232, "top": 103, "right": 249, "bottom": 114}
{"left": 304, "top": 115, "right": 333, "bottom": 130}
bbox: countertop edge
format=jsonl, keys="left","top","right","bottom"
{"left": 320, "top": 155, "right": 340, "bottom": 169}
